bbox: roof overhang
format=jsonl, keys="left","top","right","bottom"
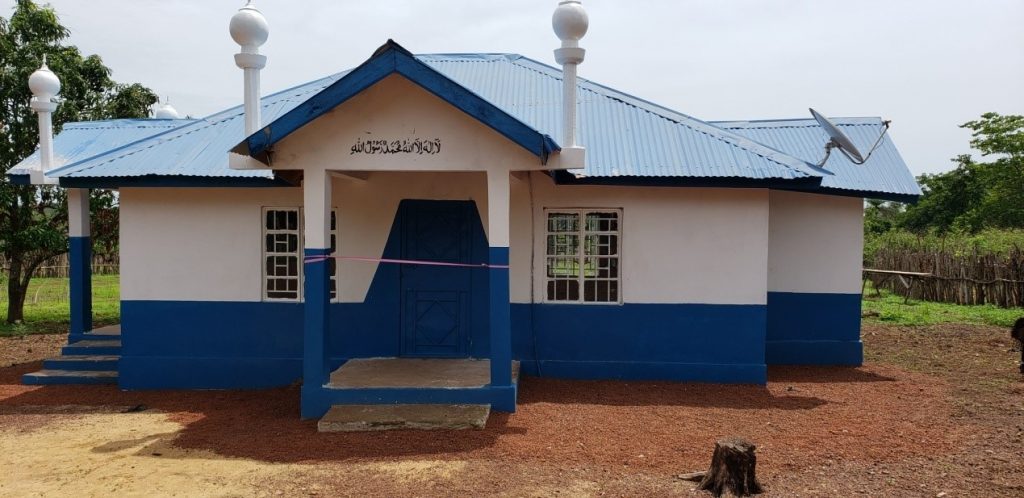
{"left": 57, "top": 174, "right": 294, "bottom": 189}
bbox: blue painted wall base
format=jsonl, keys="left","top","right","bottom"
{"left": 517, "top": 360, "right": 767, "bottom": 384}
{"left": 115, "top": 289, "right": 859, "bottom": 411}
{"left": 120, "top": 357, "right": 301, "bottom": 390}
{"left": 766, "top": 292, "right": 863, "bottom": 366}
{"left": 119, "top": 300, "right": 773, "bottom": 390}
{"left": 511, "top": 302, "right": 768, "bottom": 384}
{"left": 765, "top": 340, "right": 863, "bottom": 366}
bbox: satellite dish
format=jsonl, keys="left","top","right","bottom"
{"left": 810, "top": 108, "right": 865, "bottom": 164}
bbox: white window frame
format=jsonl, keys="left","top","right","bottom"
{"left": 543, "top": 208, "right": 623, "bottom": 305}
{"left": 261, "top": 207, "right": 338, "bottom": 302}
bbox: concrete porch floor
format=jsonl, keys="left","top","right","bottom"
{"left": 327, "top": 358, "right": 521, "bottom": 389}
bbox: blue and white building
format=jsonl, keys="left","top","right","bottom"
{"left": 8, "top": 2, "right": 920, "bottom": 419}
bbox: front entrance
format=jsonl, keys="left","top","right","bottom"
{"left": 400, "top": 200, "right": 478, "bottom": 357}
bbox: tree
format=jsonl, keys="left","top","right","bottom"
{"left": 899, "top": 155, "right": 986, "bottom": 233}
{"left": 879, "top": 113, "right": 1024, "bottom": 235}
{"left": 0, "top": 0, "right": 157, "bottom": 324}
{"left": 960, "top": 113, "right": 1024, "bottom": 229}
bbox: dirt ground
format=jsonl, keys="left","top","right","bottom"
{"left": 0, "top": 334, "right": 66, "bottom": 368}
{"left": 0, "top": 324, "right": 1022, "bottom": 497}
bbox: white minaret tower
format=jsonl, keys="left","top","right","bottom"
{"left": 552, "top": 0, "right": 588, "bottom": 166}
{"left": 230, "top": 1, "right": 269, "bottom": 136}
{"left": 28, "top": 56, "right": 61, "bottom": 184}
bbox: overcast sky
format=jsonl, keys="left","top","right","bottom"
{"left": 4, "top": 0, "right": 1023, "bottom": 175}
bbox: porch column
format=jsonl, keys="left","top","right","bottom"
{"left": 487, "top": 171, "right": 515, "bottom": 411}
{"left": 302, "top": 169, "right": 332, "bottom": 392}
{"left": 68, "top": 188, "right": 92, "bottom": 342}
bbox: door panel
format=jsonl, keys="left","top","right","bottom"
{"left": 400, "top": 201, "right": 473, "bottom": 357}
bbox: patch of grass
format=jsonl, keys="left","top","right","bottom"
{"left": 0, "top": 274, "right": 120, "bottom": 337}
{"left": 862, "top": 285, "right": 1022, "bottom": 328}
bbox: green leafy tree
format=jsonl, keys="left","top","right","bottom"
{"left": 884, "top": 113, "right": 1024, "bottom": 235}
{"left": 0, "top": 0, "right": 157, "bottom": 324}
{"left": 960, "top": 113, "right": 1024, "bottom": 229}
{"left": 864, "top": 199, "right": 905, "bottom": 235}
{"left": 899, "top": 155, "right": 986, "bottom": 233}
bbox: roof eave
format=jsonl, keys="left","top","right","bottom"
{"left": 58, "top": 174, "right": 294, "bottom": 189}
{"left": 552, "top": 171, "right": 823, "bottom": 190}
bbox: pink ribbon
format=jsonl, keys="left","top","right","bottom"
{"left": 303, "top": 254, "right": 510, "bottom": 269}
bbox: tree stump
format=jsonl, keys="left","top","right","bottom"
{"left": 697, "top": 438, "right": 763, "bottom": 497}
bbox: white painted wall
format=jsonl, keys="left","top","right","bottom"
{"left": 120, "top": 176, "right": 771, "bottom": 306}
{"left": 767, "top": 190, "right": 864, "bottom": 294}
{"left": 120, "top": 187, "right": 301, "bottom": 301}
{"left": 520, "top": 175, "right": 770, "bottom": 305}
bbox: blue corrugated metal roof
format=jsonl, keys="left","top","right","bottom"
{"left": 713, "top": 117, "right": 923, "bottom": 198}
{"left": 13, "top": 47, "right": 919, "bottom": 200}
{"left": 9, "top": 119, "right": 194, "bottom": 176}
{"left": 418, "top": 54, "right": 821, "bottom": 180}
{"left": 44, "top": 72, "right": 348, "bottom": 180}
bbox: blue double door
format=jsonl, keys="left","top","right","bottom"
{"left": 399, "top": 200, "right": 488, "bottom": 358}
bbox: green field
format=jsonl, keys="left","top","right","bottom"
{"left": 0, "top": 274, "right": 1020, "bottom": 337}
{"left": 0, "top": 274, "right": 120, "bottom": 337}
{"left": 861, "top": 285, "right": 1021, "bottom": 328}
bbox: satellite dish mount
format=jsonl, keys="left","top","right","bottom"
{"left": 810, "top": 108, "right": 890, "bottom": 167}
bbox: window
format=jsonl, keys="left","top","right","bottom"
{"left": 262, "top": 207, "right": 338, "bottom": 301}
{"left": 264, "top": 208, "right": 301, "bottom": 300}
{"left": 545, "top": 209, "right": 621, "bottom": 303}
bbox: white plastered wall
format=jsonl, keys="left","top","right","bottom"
{"left": 515, "top": 175, "right": 770, "bottom": 305}
{"left": 767, "top": 190, "right": 864, "bottom": 294}
{"left": 121, "top": 176, "right": 771, "bottom": 305}
{"left": 120, "top": 187, "right": 302, "bottom": 301}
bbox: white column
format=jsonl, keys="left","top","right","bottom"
{"left": 68, "top": 188, "right": 92, "bottom": 340}
{"left": 301, "top": 168, "right": 332, "bottom": 404}
{"left": 303, "top": 169, "right": 331, "bottom": 250}
{"left": 487, "top": 171, "right": 514, "bottom": 410}
{"left": 68, "top": 188, "right": 91, "bottom": 238}
{"left": 487, "top": 171, "right": 511, "bottom": 248}
{"left": 29, "top": 100, "right": 57, "bottom": 184}
{"left": 235, "top": 53, "right": 267, "bottom": 136}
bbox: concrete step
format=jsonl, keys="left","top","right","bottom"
{"left": 62, "top": 339, "right": 121, "bottom": 356}
{"left": 88, "top": 324, "right": 121, "bottom": 337}
{"left": 318, "top": 404, "right": 490, "bottom": 432}
{"left": 43, "top": 355, "right": 119, "bottom": 371}
{"left": 22, "top": 369, "right": 118, "bottom": 385}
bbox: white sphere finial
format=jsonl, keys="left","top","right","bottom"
{"left": 154, "top": 98, "right": 181, "bottom": 119}
{"left": 29, "top": 56, "right": 61, "bottom": 101}
{"left": 553, "top": 0, "right": 589, "bottom": 45}
{"left": 229, "top": 1, "right": 269, "bottom": 51}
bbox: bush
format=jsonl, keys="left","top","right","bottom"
{"left": 865, "top": 229, "right": 1024, "bottom": 265}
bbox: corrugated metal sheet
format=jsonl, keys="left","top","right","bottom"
{"left": 419, "top": 54, "right": 816, "bottom": 180}
{"left": 713, "top": 118, "right": 923, "bottom": 197}
{"left": 48, "top": 72, "right": 348, "bottom": 179}
{"left": 9, "top": 119, "right": 194, "bottom": 175}
{"left": 22, "top": 51, "right": 918, "bottom": 198}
